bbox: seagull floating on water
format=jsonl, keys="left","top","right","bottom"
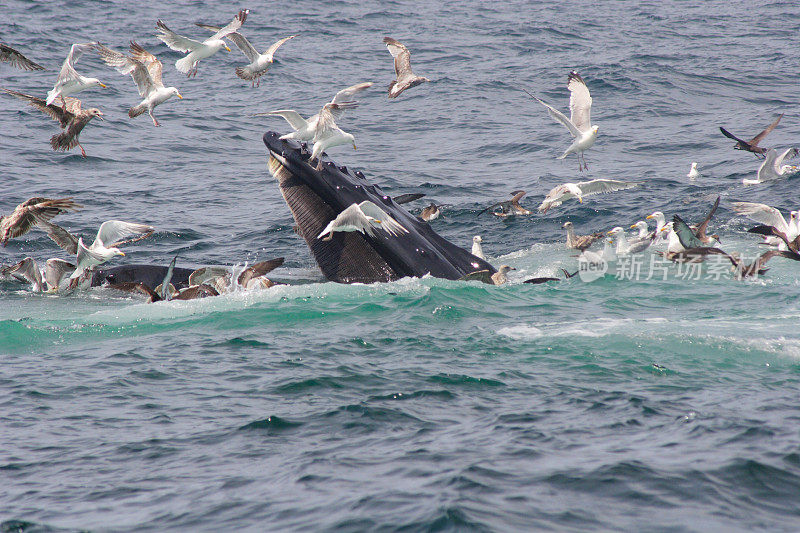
{"left": 719, "top": 114, "right": 782, "bottom": 158}
{"left": 46, "top": 43, "right": 105, "bottom": 108}
{"left": 420, "top": 203, "right": 441, "bottom": 221}
{"left": 538, "top": 179, "right": 638, "bottom": 214}
{"left": 687, "top": 162, "right": 700, "bottom": 179}
{"left": 523, "top": 71, "right": 597, "bottom": 171}
{"left": 383, "top": 37, "right": 429, "bottom": 98}
{"left": 156, "top": 10, "right": 247, "bottom": 77}
{"left": 0, "top": 43, "right": 45, "bottom": 71}
{"left": 563, "top": 221, "right": 603, "bottom": 251}
{"left": 259, "top": 82, "right": 372, "bottom": 141}
{"left": 317, "top": 201, "right": 408, "bottom": 241}
{"left": 478, "top": 190, "right": 530, "bottom": 217}
{"left": 95, "top": 42, "right": 182, "bottom": 126}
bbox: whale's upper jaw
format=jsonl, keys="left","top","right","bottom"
{"left": 263, "top": 132, "right": 495, "bottom": 284}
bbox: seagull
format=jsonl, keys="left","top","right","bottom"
{"left": 0, "top": 43, "right": 45, "bottom": 71}
{"left": 237, "top": 257, "right": 284, "bottom": 289}
{"left": 471, "top": 235, "right": 486, "bottom": 259}
{"left": 383, "top": 37, "right": 429, "bottom": 98}
{"left": 674, "top": 196, "right": 721, "bottom": 246}
{"left": 156, "top": 10, "right": 247, "bottom": 77}
{"left": 258, "top": 82, "right": 372, "bottom": 141}
{"left": 310, "top": 102, "right": 358, "bottom": 168}
{"left": 95, "top": 42, "right": 182, "bottom": 126}
{"left": 743, "top": 148, "right": 799, "bottom": 185}
{"left": 645, "top": 211, "right": 667, "bottom": 243}
{"left": 1, "top": 257, "right": 44, "bottom": 292}
{"left": 720, "top": 114, "right": 782, "bottom": 158}
{"left": 562, "top": 221, "right": 603, "bottom": 251}
{"left": 630, "top": 221, "right": 650, "bottom": 240}
{"left": 420, "top": 203, "right": 441, "bottom": 221}
{"left": 733, "top": 202, "right": 799, "bottom": 250}
{"left": 522, "top": 71, "right": 598, "bottom": 171}
{"left": 459, "top": 265, "right": 516, "bottom": 285}
{"left": 195, "top": 21, "right": 295, "bottom": 87}
{"left": 687, "top": 162, "right": 700, "bottom": 179}
{"left": 45, "top": 258, "right": 77, "bottom": 291}
{"left": 478, "top": 190, "right": 530, "bottom": 217}
{"left": 3, "top": 89, "right": 104, "bottom": 157}
{"left": 0, "top": 196, "right": 81, "bottom": 246}
{"left": 607, "top": 227, "right": 651, "bottom": 255}
{"left": 317, "top": 201, "right": 408, "bottom": 241}
{"left": 46, "top": 43, "right": 105, "bottom": 108}
{"left": 70, "top": 221, "right": 155, "bottom": 280}
{"left": 537, "top": 179, "right": 638, "bottom": 214}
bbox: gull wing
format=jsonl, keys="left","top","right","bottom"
{"left": 732, "top": 202, "right": 790, "bottom": 233}
{"left": 2, "top": 257, "right": 42, "bottom": 288}
{"left": 458, "top": 269, "right": 493, "bottom": 284}
{"left": 129, "top": 42, "right": 164, "bottom": 88}
{"left": 0, "top": 43, "right": 45, "bottom": 71}
{"left": 194, "top": 22, "right": 259, "bottom": 62}
{"left": 313, "top": 102, "right": 357, "bottom": 140}
{"left": 56, "top": 43, "right": 98, "bottom": 85}
{"left": 37, "top": 219, "right": 80, "bottom": 255}
{"left": 576, "top": 179, "right": 639, "bottom": 197}
{"left": 383, "top": 37, "right": 413, "bottom": 78}
{"left": 317, "top": 204, "right": 377, "bottom": 239}
{"left": 94, "top": 220, "right": 154, "bottom": 248}
{"left": 261, "top": 109, "right": 308, "bottom": 130}
{"left": 331, "top": 82, "right": 373, "bottom": 105}
{"left": 774, "top": 147, "right": 798, "bottom": 172}
{"left": 672, "top": 215, "right": 705, "bottom": 249}
{"left": 208, "top": 10, "right": 249, "bottom": 42}
{"left": 156, "top": 21, "right": 203, "bottom": 52}
{"left": 264, "top": 35, "right": 296, "bottom": 62}
{"left": 45, "top": 258, "right": 76, "bottom": 288}
{"left": 95, "top": 44, "right": 154, "bottom": 97}
{"left": 510, "top": 190, "right": 527, "bottom": 204}
{"left": 3, "top": 88, "right": 75, "bottom": 126}
{"left": 189, "top": 266, "right": 230, "bottom": 287}
{"left": 357, "top": 201, "right": 409, "bottom": 237}
{"left": 520, "top": 87, "right": 581, "bottom": 138}
{"left": 749, "top": 114, "right": 783, "bottom": 146}
{"left": 757, "top": 149, "right": 781, "bottom": 181}
{"left": 694, "top": 196, "right": 720, "bottom": 240}
{"left": 567, "top": 71, "right": 592, "bottom": 133}
{"left": 237, "top": 257, "right": 284, "bottom": 287}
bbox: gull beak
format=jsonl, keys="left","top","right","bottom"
{"left": 374, "top": 219, "right": 382, "bottom": 224}
{"left": 630, "top": 224, "right": 637, "bottom": 229}
{"left": 352, "top": 143, "right": 357, "bottom": 150}
{"left": 118, "top": 251, "right": 125, "bottom": 256}
{"left": 224, "top": 45, "right": 232, "bottom": 52}
{"left": 660, "top": 226, "right": 669, "bottom": 232}
{"left": 99, "top": 82, "right": 107, "bottom": 88}
{"left": 646, "top": 214, "right": 654, "bottom": 219}
{"left": 177, "top": 93, "right": 183, "bottom": 99}
{"left": 578, "top": 198, "right": 583, "bottom": 203}
{"left": 97, "top": 113, "right": 104, "bottom": 121}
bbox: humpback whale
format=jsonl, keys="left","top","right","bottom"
{"left": 263, "top": 131, "right": 494, "bottom": 283}
{"left": 91, "top": 264, "right": 193, "bottom": 291}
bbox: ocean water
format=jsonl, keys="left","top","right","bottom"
{"left": 2, "top": 0, "right": 800, "bottom": 531}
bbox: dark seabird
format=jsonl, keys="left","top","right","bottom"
{"left": 459, "top": 265, "right": 515, "bottom": 285}
{"left": 0, "top": 43, "right": 45, "bottom": 71}
{"left": 195, "top": 21, "right": 295, "bottom": 87}
{"left": 107, "top": 282, "right": 161, "bottom": 302}
{"left": 0, "top": 197, "right": 81, "bottom": 246}
{"left": 173, "top": 284, "right": 220, "bottom": 300}
{"left": 393, "top": 193, "right": 426, "bottom": 205}
{"left": 420, "top": 203, "right": 441, "bottom": 221}
{"left": 479, "top": 190, "right": 530, "bottom": 217}
{"left": 3, "top": 88, "right": 103, "bottom": 157}
{"left": 95, "top": 42, "right": 182, "bottom": 126}
{"left": 237, "top": 257, "right": 284, "bottom": 289}
{"left": 719, "top": 114, "right": 782, "bottom": 158}
{"left": 671, "top": 196, "right": 720, "bottom": 249}
{"left": 562, "top": 221, "right": 603, "bottom": 251}
{"left": 383, "top": 37, "right": 429, "bottom": 98}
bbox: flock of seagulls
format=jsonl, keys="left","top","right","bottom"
{"left": 1, "top": 8, "right": 799, "bottom": 294}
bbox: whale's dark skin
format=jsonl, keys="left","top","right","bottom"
{"left": 91, "top": 264, "right": 193, "bottom": 291}
{"left": 263, "top": 131, "right": 495, "bottom": 284}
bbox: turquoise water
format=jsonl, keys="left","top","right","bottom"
{"left": 3, "top": 0, "right": 800, "bottom": 531}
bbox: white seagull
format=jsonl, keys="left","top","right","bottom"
{"left": 743, "top": 148, "right": 799, "bottom": 185}
{"left": 259, "top": 82, "right": 372, "bottom": 141}
{"left": 95, "top": 42, "right": 182, "bottom": 126}
{"left": 523, "top": 71, "right": 598, "bottom": 171}
{"left": 646, "top": 211, "right": 667, "bottom": 244}
{"left": 732, "top": 202, "right": 799, "bottom": 249}
{"left": 195, "top": 20, "right": 295, "bottom": 87}
{"left": 156, "top": 10, "right": 247, "bottom": 77}
{"left": 687, "top": 162, "right": 700, "bottom": 179}
{"left": 310, "top": 102, "right": 358, "bottom": 168}
{"left": 317, "top": 201, "right": 408, "bottom": 241}
{"left": 537, "top": 179, "right": 638, "bottom": 214}
{"left": 46, "top": 43, "right": 106, "bottom": 107}
{"left": 471, "top": 235, "right": 485, "bottom": 259}
{"left": 70, "top": 220, "right": 155, "bottom": 280}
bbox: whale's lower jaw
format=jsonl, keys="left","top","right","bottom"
{"left": 263, "top": 131, "right": 496, "bottom": 284}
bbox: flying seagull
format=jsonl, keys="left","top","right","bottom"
{"left": 95, "top": 42, "right": 182, "bottom": 126}
{"left": 258, "top": 82, "right": 372, "bottom": 141}
{"left": 478, "top": 190, "right": 531, "bottom": 217}
{"left": 156, "top": 10, "right": 247, "bottom": 77}
{"left": 538, "top": 179, "right": 638, "bottom": 214}
{"left": 3, "top": 88, "right": 104, "bottom": 157}
{"left": 383, "top": 37, "right": 429, "bottom": 98}
{"left": 317, "top": 201, "right": 408, "bottom": 241}
{"left": 195, "top": 21, "right": 295, "bottom": 87}
{"left": 719, "top": 114, "right": 782, "bottom": 158}
{"left": 743, "top": 148, "right": 799, "bottom": 185}
{"left": 310, "top": 102, "right": 358, "bottom": 168}
{"left": 0, "top": 43, "right": 45, "bottom": 71}
{"left": 70, "top": 221, "right": 155, "bottom": 280}
{"left": 46, "top": 43, "right": 105, "bottom": 108}
{"left": 0, "top": 197, "right": 81, "bottom": 246}
{"left": 522, "top": 71, "right": 598, "bottom": 171}
{"left": 732, "top": 202, "right": 799, "bottom": 250}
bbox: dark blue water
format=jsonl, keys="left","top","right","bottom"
{"left": 2, "top": 1, "right": 800, "bottom": 531}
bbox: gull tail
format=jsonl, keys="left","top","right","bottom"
{"left": 129, "top": 102, "right": 147, "bottom": 118}
{"left": 235, "top": 65, "right": 259, "bottom": 81}
{"left": 50, "top": 132, "right": 77, "bottom": 152}
{"left": 45, "top": 88, "right": 59, "bottom": 106}
{"left": 175, "top": 56, "right": 194, "bottom": 74}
